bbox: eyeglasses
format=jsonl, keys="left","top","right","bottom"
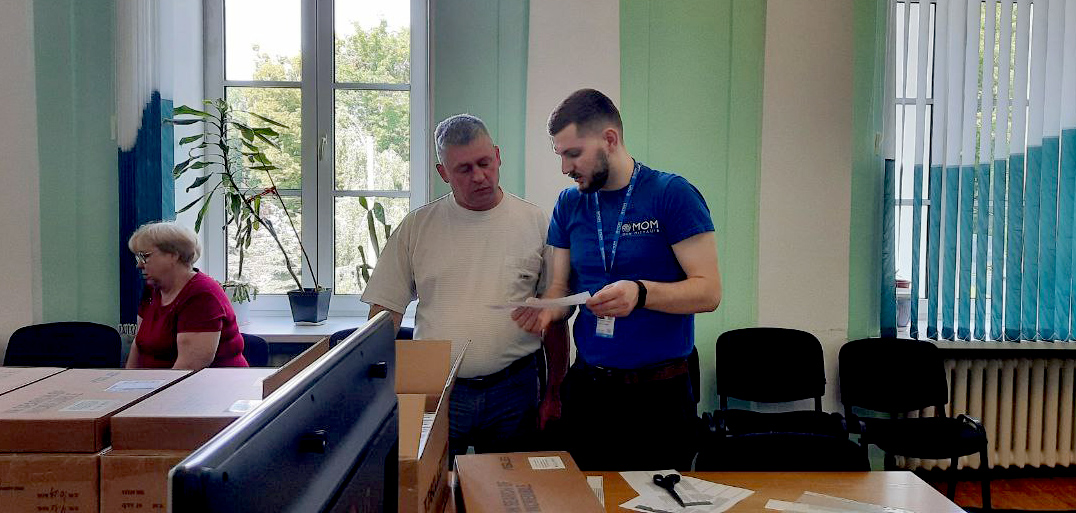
{"left": 134, "top": 251, "right": 154, "bottom": 265}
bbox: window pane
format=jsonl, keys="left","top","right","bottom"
{"left": 335, "top": 1, "right": 410, "bottom": 83}
{"left": 335, "top": 90, "right": 410, "bottom": 191}
{"left": 225, "top": 0, "right": 301, "bottom": 81}
{"left": 225, "top": 87, "right": 302, "bottom": 190}
{"left": 227, "top": 196, "right": 303, "bottom": 294}
{"left": 334, "top": 196, "right": 410, "bottom": 294}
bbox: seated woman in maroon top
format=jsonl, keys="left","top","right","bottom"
{"left": 125, "top": 221, "right": 248, "bottom": 370}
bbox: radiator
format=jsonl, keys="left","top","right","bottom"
{"left": 900, "top": 357, "right": 1076, "bottom": 470}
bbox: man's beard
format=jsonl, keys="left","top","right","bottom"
{"left": 580, "top": 151, "right": 610, "bottom": 193}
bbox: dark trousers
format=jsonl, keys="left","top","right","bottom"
{"left": 561, "top": 360, "right": 697, "bottom": 471}
{"left": 448, "top": 351, "right": 542, "bottom": 459}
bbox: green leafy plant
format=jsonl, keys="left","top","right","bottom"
{"left": 355, "top": 197, "right": 393, "bottom": 288}
{"left": 170, "top": 99, "right": 319, "bottom": 294}
{"left": 221, "top": 279, "right": 258, "bottom": 303}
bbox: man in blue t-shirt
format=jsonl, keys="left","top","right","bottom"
{"left": 513, "top": 88, "right": 722, "bottom": 470}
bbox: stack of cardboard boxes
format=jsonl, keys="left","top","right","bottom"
{"left": 102, "top": 367, "right": 279, "bottom": 510}
{"left": 0, "top": 368, "right": 190, "bottom": 511}
{"left": 0, "top": 336, "right": 462, "bottom": 513}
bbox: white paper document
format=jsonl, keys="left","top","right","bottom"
{"left": 587, "top": 475, "right": 605, "bottom": 507}
{"left": 765, "top": 492, "right": 915, "bottom": 513}
{"left": 619, "top": 471, "right": 753, "bottom": 513}
{"left": 488, "top": 291, "right": 592, "bottom": 310}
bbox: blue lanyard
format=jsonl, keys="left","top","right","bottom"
{"left": 593, "top": 162, "right": 640, "bottom": 274}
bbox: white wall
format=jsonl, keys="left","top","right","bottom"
{"left": 758, "top": 0, "right": 854, "bottom": 411}
{"left": 523, "top": 0, "right": 620, "bottom": 215}
{"left": 0, "top": 0, "right": 43, "bottom": 357}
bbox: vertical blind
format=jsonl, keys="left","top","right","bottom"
{"left": 881, "top": 0, "right": 1076, "bottom": 341}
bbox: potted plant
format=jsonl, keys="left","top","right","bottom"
{"left": 221, "top": 279, "right": 257, "bottom": 326}
{"left": 170, "top": 99, "right": 330, "bottom": 323}
{"left": 355, "top": 197, "right": 393, "bottom": 288}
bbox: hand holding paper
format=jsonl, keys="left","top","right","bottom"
{"left": 508, "top": 292, "right": 590, "bottom": 335}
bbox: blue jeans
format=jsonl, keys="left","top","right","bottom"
{"left": 449, "top": 352, "right": 541, "bottom": 459}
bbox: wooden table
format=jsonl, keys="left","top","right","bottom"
{"left": 593, "top": 471, "right": 964, "bottom": 512}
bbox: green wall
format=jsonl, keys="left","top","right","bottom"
{"left": 847, "top": 0, "right": 888, "bottom": 339}
{"left": 432, "top": 0, "right": 529, "bottom": 199}
{"left": 620, "top": 0, "right": 766, "bottom": 412}
{"left": 35, "top": 0, "right": 119, "bottom": 326}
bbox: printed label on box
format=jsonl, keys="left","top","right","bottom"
{"left": 59, "top": 399, "right": 120, "bottom": 412}
{"left": 227, "top": 399, "right": 263, "bottom": 413}
{"left": 528, "top": 456, "right": 566, "bottom": 470}
{"left": 106, "top": 380, "right": 167, "bottom": 392}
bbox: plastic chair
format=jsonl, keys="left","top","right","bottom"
{"left": 241, "top": 333, "right": 270, "bottom": 367}
{"left": 4, "top": 321, "right": 122, "bottom": 368}
{"left": 840, "top": 337, "right": 990, "bottom": 510}
{"left": 708, "top": 327, "right": 846, "bottom": 438}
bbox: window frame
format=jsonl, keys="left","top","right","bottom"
{"left": 202, "top": 0, "right": 429, "bottom": 317}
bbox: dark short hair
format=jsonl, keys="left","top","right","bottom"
{"left": 547, "top": 88, "right": 623, "bottom": 137}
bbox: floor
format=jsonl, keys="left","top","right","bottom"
{"left": 924, "top": 472, "right": 1076, "bottom": 510}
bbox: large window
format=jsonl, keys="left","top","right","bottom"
{"left": 203, "top": 0, "right": 428, "bottom": 314}
{"left": 888, "top": 0, "right": 1076, "bottom": 341}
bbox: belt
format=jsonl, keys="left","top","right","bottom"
{"left": 579, "top": 357, "right": 689, "bottom": 386}
{"left": 456, "top": 351, "right": 538, "bottom": 389}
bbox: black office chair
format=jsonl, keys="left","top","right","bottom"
{"left": 241, "top": 333, "right": 270, "bottom": 367}
{"left": 840, "top": 337, "right": 990, "bottom": 510}
{"left": 4, "top": 321, "right": 122, "bottom": 368}
{"left": 329, "top": 325, "right": 413, "bottom": 347}
{"left": 695, "top": 431, "right": 869, "bottom": 471}
{"left": 707, "top": 327, "right": 846, "bottom": 438}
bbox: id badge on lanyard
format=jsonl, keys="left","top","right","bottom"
{"left": 593, "top": 162, "right": 640, "bottom": 339}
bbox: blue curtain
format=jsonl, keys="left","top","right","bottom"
{"left": 117, "top": 0, "right": 174, "bottom": 324}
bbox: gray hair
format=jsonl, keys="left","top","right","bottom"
{"left": 128, "top": 221, "right": 201, "bottom": 267}
{"left": 434, "top": 114, "right": 490, "bottom": 162}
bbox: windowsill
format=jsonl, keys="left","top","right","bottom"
{"left": 898, "top": 323, "right": 1076, "bottom": 358}
{"left": 242, "top": 309, "right": 416, "bottom": 344}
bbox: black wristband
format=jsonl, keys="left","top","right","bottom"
{"left": 632, "top": 280, "right": 647, "bottom": 312}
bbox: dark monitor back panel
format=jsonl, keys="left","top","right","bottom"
{"left": 170, "top": 313, "right": 398, "bottom": 513}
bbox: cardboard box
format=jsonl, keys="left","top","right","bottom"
{"left": 99, "top": 449, "right": 188, "bottom": 512}
{"left": 0, "top": 369, "right": 189, "bottom": 453}
{"left": 0, "top": 367, "right": 65, "bottom": 396}
{"left": 0, "top": 450, "right": 104, "bottom": 513}
{"left": 397, "top": 340, "right": 462, "bottom": 513}
{"left": 455, "top": 451, "right": 603, "bottom": 513}
{"left": 110, "top": 368, "right": 276, "bottom": 451}
{"left": 261, "top": 336, "right": 330, "bottom": 398}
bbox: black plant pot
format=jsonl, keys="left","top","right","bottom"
{"left": 287, "top": 288, "right": 332, "bottom": 323}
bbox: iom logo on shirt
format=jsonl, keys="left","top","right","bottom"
{"left": 620, "top": 219, "right": 660, "bottom": 236}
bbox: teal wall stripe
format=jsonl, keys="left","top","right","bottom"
{"left": 849, "top": 0, "right": 888, "bottom": 340}
{"left": 35, "top": 0, "right": 119, "bottom": 325}
{"left": 621, "top": 0, "right": 764, "bottom": 412}
{"left": 432, "top": 0, "right": 528, "bottom": 199}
